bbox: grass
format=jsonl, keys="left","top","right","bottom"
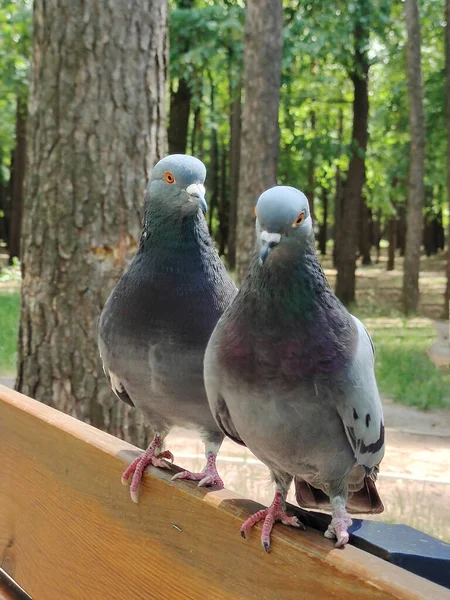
{"left": 0, "top": 291, "right": 20, "bottom": 375}
{"left": 361, "top": 317, "right": 450, "bottom": 409}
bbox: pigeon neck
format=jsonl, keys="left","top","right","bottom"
{"left": 138, "top": 209, "right": 211, "bottom": 254}
{"left": 245, "top": 241, "right": 332, "bottom": 322}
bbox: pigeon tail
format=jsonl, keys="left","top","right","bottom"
{"left": 294, "top": 475, "right": 384, "bottom": 514}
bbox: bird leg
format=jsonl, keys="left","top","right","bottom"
{"left": 240, "top": 476, "right": 304, "bottom": 552}
{"left": 171, "top": 439, "right": 224, "bottom": 488}
{"left": 324, "top": 496, "right": 353, "bottom": 547}
{"left": 121, "top": 433, "right": 173, "bottom": 503}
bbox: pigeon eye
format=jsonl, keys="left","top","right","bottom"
{"left": 164, "top": 172, "right": 175, "bottom": 184}
{"left": 293, "top": 212, "right": 305, "bottom": 227}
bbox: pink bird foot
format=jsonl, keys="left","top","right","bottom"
{"left": 171, "top": 452, "right": 224, "bottom": 488}
{"left": 240, "top": 491, "right": 304, "bottom": 552}
{"left": 324, "top": 500, "right": 352, "bottom": 547}
{"left": 121, "top": 436, "right": 174, "bottom": 503}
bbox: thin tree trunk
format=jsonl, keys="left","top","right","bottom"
{"left": 398, "top": 204, "right": 407, "bottom": 256}
{"left": 318, "top": 186, "right": 328, "bottom": 255}
{"left": 0, "top": 149, "right": 9, "bottom": 247}
{"left": 227, "top": 81, "right": 241, "bottom": 270}
{"left": 403, "top": 0, "right": 426, "bottom": 314}
{"left": 235, "top": 0, "right": 283, "bottom": 283}
{"left": 218, "top": 142, "right": 228, "bottom": 255}
{"left": 387, "top": 217, "right": 397, "bottom": 271}
{"left": 168, "top": 78, "right": 191, "bottom": 154}
{"left": 333, "top": 108, "right": 344, "bottom": 268}
{"left": 359, "top": 195, "right": 372, "bottom": 265}
{"left": 9, "top": 96, "right": 27, "bottom": 262}
{"left": 306, "top": 110, "right": 316, "bottom": 221}
{"left": 335, "top": 18, "right": 369, "bottom": 305}
{"left": 17, "top": 0, "right": 168, "bottom": 448}
{"left": 374, "top": 210, "right": 382, "bottom": 263}
{"left": 445, "top": 0, "right": 450, "bottom": 319}
{"left": 191, "top": 106, "right": 201, "bottom": 156}
{"left": 208, "top": 74, "right": 219, "bottom": 232}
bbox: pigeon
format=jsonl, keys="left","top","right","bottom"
{"left": 204, "top": 185, "right": 385, "bottom": 550}
{"left": 98, "top": 154, "right": 237, "bottom": 503}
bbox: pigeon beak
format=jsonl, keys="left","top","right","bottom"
{"left": 259, "top": 232, "right": 281, "bottom": 265}
{"left": 186, "top": 183, "right": 207, "bottom": 213}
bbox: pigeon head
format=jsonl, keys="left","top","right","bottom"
{"left": 147, "top": 154, "right": 207, "bottom": 216}
{"left": 254, "top": 186, "right": 313, "bottom": 264}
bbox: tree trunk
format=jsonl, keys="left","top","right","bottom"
{"left": 168, "top": 78, "right": 191, "bottom": 154}
{"left": 208, "top": 75, "right": 219, "bottom": 233}
{"left": 387, "top": 217, "right": 397, "bottom": 271}
{"left": 318, "top": 186, "right": 328, "bottom": 255}
{"left": 227, "top": 82, "right": 241, "bottom": 271}
{"left": 218, "top": 142, "right": 228, "bottom": 256}
{"left": 335, "top": 18, "right": 369, "bottom": 305}
{"left": 373, "top": 210, "right": 382, "bottom": 263}
{"left": 359, "top": 195, "right": 372, "bottom": 265}
{"left": 191, "top": 106, "right": 202, "bottom": 157}
{"left": 8, "top": 96, "right": 27, "bottom": 262}
{"left": 17, "top": 0, "right": 168, "bottom": 448}
{"left": 306, "top": 110, "right": 316, "bottom": 221}
{"left": 235, "top": 0, "right": 283, "bottom": 283}
{"left": 403, "top": 0, "right": 426, "bottom": 314}
{"left": 445, "top": 0, "right": 450, "bottom": 319}
{"left": 0, "top": 149, "right": 9, "bottom": 247}
{"left": 398, "top": 204, "right": 406, "bottom": 256}
{"left": 333, "top": 108, "right": 344, "bottom": 268}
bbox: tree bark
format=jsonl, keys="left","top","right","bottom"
{"left": 333, "top": 108, "right": 344, "bottom": 268}
{"left": 17, "top": 0, "right": 168, "bottom": 448}
{"left": 398, "top": 204, "right": 406, "bottom": 256}
{"left": 359, "top": 195, "right": 372, "bottom": 265}
{"left": 168, "top": 78, "right": 191, "bottom": 154}
{"left": 0, "top": 149, "right": 9, "bottom": 247}
{"left": 218, "top": 142, "right": 228, "bottom": 256}
{"left": 387, "top": 217, "right": 397, "bottom": 271}
{"left": 227, "top": 81, "right": 241, "bottom": 270}
{"left": 191, "top": 106, "right": 202, "bottom": 157}
{"left": 8, "top": 96, "right": 27, "bottom": 262}
{"left": 235, "top": 0, "right": 283, "bottom": 283}
{"left": 403, "top": 0, "right": 426, "bottom": 314}
{"left": 446, "top": 0, "right": 450, "bottom": 319}
{"left": 318, "top": 186, "right": 328, "bottom": 255}
{"left": 335, "top": 18, "right": 369, "bottom": 305}
{"left": 306, "top": 110, "right": 316, "bottom": 221}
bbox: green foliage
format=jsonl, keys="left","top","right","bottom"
{"left": 0, "top": 0, "right": 32, "bottom": 176}
{"left": 0, "top": 291, "right": 19, "bottom": 375}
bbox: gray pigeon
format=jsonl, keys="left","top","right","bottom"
{"left": 99, "top": 154, "right": 237, "bottom": 502}
{"left": 204, "top": 186, "right": 385, "bottom": 550}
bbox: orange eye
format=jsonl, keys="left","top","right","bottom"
{"left": 164, "top": 171, "right": 175, "bottom": 184}
{"left": 293, "top": 212, "right": 305, "bottom": 227}
{"left": 253, "top": 206, "right": 258, "bottom": 217}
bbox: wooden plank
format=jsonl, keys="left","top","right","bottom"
{"left": 0, "top": 569, "right": 32, "bottom": 600}
{"left": 0, "top": 384, "right": 448, "bottom": 600}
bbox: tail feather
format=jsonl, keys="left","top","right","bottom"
{"left": 294, "top": 476, "right": 384, "bottom": 514}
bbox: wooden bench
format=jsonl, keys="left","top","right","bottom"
{"left": 0, "top": 384, "right": 448, "bottom": 600}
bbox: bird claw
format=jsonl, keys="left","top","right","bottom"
{"left": 121, "top": 443, "right": 175, "bottom": 502}
{"left": 171, "top": 469, "right": 224, "bottom": 488}
{"left": 324, "top": 514, "right": 352, "bottom": 547}
{"left": 240, "top": 492, "right": 305, "bottom": 553}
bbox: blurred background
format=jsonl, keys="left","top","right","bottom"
{"left": 0, "top": 0, "right": 449, "bottom": 542}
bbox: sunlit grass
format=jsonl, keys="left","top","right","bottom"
{"left": 359, "top": 315, "right": 450, "bottom": 410}
{"left": 0, "top": 291, "right": 20, "bottom": 375}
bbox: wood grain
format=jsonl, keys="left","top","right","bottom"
{"left": 0, "top": 384, "right": 448, "bottom": 600}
